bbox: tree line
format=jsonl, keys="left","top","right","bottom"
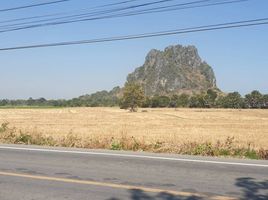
{"left": 0, "top": 84, "right": 267, "bottom": 109}
{"left": 137, "top": 90, "right": 268, "bottom": 109}
{"left": 120, "top": 83, "right": 268, "bottom": 110}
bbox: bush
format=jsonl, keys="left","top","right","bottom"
{"left": 0, "top": 122, "right": 9, "bottom": 133}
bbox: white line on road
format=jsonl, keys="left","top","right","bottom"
{"left": 0, "top": 145, "right": 268, "bottom": 168}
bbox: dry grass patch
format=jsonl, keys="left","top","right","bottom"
{"left": 0, "top": 108, "right": 267, "bottom": 158}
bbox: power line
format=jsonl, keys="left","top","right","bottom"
{"left": 0, "top": 0, "right": 203, "bottom": 29}
{"left": 92, "top": 0, "right": 143, "bottom": 8}
{"left": 0, "top": 0, "right": 250, "bottom": 33}
{"left": 0, "top": 0, "right": 142, "bottom": 24}
{"left": 0, "top": 0, "right": 177, "bottom": 29}
{"left": 117, "top": 0, "right": 249, "bottom": 17}
{"left": 0, "top": 0, "right": 71, "bottom": 12}
{"left": 0, "top": 17, "right": 267, "bottom": 51}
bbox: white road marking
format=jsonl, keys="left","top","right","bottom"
{"left": 0, "top": 145, "right": 267, "bottom": 168}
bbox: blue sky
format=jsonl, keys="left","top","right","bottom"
{"left": 0, "top": 0, "right": 267, "bottom": 99}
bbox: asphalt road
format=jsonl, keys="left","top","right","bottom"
{"left": 0, "top": 144, "right": 267, "bottom": 200}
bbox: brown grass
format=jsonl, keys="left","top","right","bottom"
{"left": 0, "top": 107, "right": 267, "bottom": 150}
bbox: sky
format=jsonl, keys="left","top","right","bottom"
{"left": 0, "top": 0, "right": 267, "bottom": 99}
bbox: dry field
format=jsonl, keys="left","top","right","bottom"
{"left": 0, "top": 107, "right": 267, "bottom": 150}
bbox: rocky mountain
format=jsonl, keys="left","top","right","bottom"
{"left": 127, "top": 44, "right": 217, "bottom": 96}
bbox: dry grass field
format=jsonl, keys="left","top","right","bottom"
{"left": 0, "top": 107, "right": 267, "bottom": 151}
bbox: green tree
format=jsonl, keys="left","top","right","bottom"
{"left": 121, "top": 82, "right": 145, "bottom": 112}
{"left": 189, "top": 94, "right": 207, "bottom": 108}
{"left": 151, "top": 95, "right": 160, "bottom": 108}
{"left": 0, "top": 99, "right": 8, "bottom": 106}
{"left": 262, "top": 94, "right": 268, "bottom": 109}
{"left": 158, "top": 96, "right": 170, "bottom": 107}
{"left": 169, "top": 93, "right": 190, "bottom": 108}
{"left": 205, "top": 89, "right": 218, "bottom": 108}
{"left": 142, "top": 97, "right": 152, "bottom": 108}
{"left": 245, "top": 90, "right": 263, "bottom": 108}
{"left": 27, "top": 97, "right": 35, "bottom": 106}
{"left": 36, "top": 98, "right": 47, "bottom": 106}
{"left": 176, "top": 94, "right": 190, "bottom": 107}
{"left": 217, "top": 92, "right": 244, "bottom": 108}
{"left": 151, "top": 95, "right": 170, "bottom": 108}
{"left": 169, "top": 94, "right": 179, "bottom": 108}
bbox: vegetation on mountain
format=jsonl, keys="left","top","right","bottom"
{"left": 127, "top": 45, "right": 217, "bottom": 95}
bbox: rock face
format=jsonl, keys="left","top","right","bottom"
{"left": 127, "top": 45, "right": 217, "bottom": 96}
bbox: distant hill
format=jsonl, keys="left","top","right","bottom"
{"left": 127, "top": 44, "right": 218, "bottom": 96}
{"left": 77, "top": 44, "right": 219, "bottom": 103}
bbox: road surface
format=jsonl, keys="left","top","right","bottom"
{"left": 0, "top": 144, "right": 267, "bottom": 200}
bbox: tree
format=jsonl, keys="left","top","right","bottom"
{"left": 142, "top": 97, "right": 152, "bottom": 108}
{"left": 27, "top": 97, "right": 35, "bottom": 106}
{"left": 205, "top": 89, "right": 218, "bottom": 108}
{"left": 217, "top": 92, "right": 244, "bottom": 108}
{"left": 262, "top": 94, "right": 268, "bottom": 109}
{"left": 157, "top": 96, "right": 170, "bottom": 107}
{"left": 189, "top": 94, "right": 207, "bottom": 108}
{"left": 121, "top": 82, "right": 145, "bottom": 112}
{"left": 151, "top": 95, "right": 160, "bottom": 108}
{"left": 176, "top": 94, "right": 190, "bottom": 107}
{"left": 151, "top": 95, "right": 170, "bottom": 108}
{"left": 36, "top": 98, "right": 47, "bottom": 106}
{"left": 169, "top": 94, "right": 179, "bottom": 108}
{"left": 0, "top": 99, "right": 8, "bottom": 106}
{"left": 245, "top": 90, "right": 263, "bottom": 108}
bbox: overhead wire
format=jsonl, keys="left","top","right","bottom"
{"left": 0, "top": 0, "right": 203, "bottom": 29}
{"left": 0, "top": 17, "right": 267, "bottom": 51}
{"left": 0, "top": 0, "right": 177, "bottom": 29}
{"left": 0, "top": 0, "right": 142, "bottom": 24}
{"left": 0, "top": 0, "right": 71, "bottom": 12}
{"left": 0, "top": 0, "right": 250, "bottom": 33}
